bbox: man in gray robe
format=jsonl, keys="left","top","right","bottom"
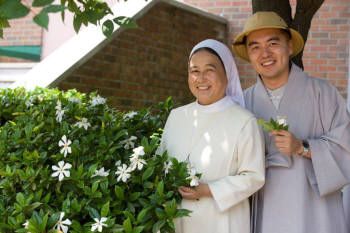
{"left": 233, "top": 11, "right": 350, "bottom": 233}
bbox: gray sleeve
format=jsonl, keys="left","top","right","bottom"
{"left": 307, "top": 83, "right": 350, "bottom": 197}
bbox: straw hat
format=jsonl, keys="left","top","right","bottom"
{"left": 232, "top": 11, "right": 304, "bottom": 62}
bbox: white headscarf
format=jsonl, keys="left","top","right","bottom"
{"left": 189, "top": 39, "right": 245, "bottom": 108}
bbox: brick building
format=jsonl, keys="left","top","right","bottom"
{"left": 2, "top": 0, "right": 350, "bottom": 107}
{"left": 9, "top": 0, "right": 228, "bottom": 109}
{"left": 181, "top": 0, "right": 350, "bottom": 97}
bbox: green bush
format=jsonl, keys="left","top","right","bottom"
{"left": 0, "top": 87, "right": 197, "bottom": 233}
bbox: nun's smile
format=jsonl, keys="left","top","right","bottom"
{"left": 188, "top": 50, "right": 228, "bottom": 105}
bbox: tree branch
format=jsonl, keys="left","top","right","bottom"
{"left": 291, "top": 0, "right": 325, "bottom": 69}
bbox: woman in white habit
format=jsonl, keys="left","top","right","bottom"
{"left": 158, "top": 39, "right": 265, "bottom": 233}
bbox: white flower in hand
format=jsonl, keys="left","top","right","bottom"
{"left": 91, "top": 167, "right": 110, "bottom": 177}
{"left": 115, "top": 164, "right": 132, "bottom": 182}
{"left": 59, "top": 135, "right": 72, "bottom": 157}
{"left": 130, "top": 156, "right": 146, "bottom": 171}
{"left": 91, "top": 217, "right": 108, "bottom": 232}
{"left": 163, "top": 161, "right": 173, "bottom": 175}
{"left": 75, "top": 118, "right": 91, "bottom": 130}
{"left": 52, "top": 161, "right": 72, "bottom": 181}
{"left": 276, "top": 116, "right": 288, "bottom": 127}
{"left": 186, "top": 168, "right": 199, "bottom": 187}
{"left": 121, "top": 136, "right": 137, "bottom": 149}
{"left": 55, "top": 212, "right": 71, "bottom": 233}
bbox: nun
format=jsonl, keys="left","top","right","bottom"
{"left": 157, "top": 39, "right": 265, "bottom": 233}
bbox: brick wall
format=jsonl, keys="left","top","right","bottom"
{"left": 182, "top": 0, "right": 350, "bottom": 98}
{"left": 58, "top": 1, "right": 227, "bottom": 110}
{"left": 0, "top": 9, "right": 43, "bottom": 62}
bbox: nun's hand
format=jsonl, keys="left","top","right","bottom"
{"left": 178, "top": 183, "right": 212, "bottom": 200}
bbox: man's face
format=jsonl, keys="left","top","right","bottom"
{"left": 246, "top": 28, "right": 293, "bottom": 86}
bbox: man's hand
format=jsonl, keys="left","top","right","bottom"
{"left": 178, "top": 183, "right": 212, "bottom": 200}
{"left": 269, "top": 130, "right": 303, "bottom": 156}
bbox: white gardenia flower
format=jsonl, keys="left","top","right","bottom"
{"left": 115, "top": 164, "right": 132, "bottom": 183}
{"left": 91, "top": 95, "right": 106, "bottom": 107}
{"left": 55, "top": 101, "right": 65, "bottom": 122}
{"left": 131, "top": 146, "right": 145, "bottom": 159}
{"left": 23, "top": 220, "right": 29, "bottom": 228}
{"left": 123, "top": 111, "right": 137, "bottom": 120}
{"left": 276, "top": 116, "right": 288, "bottom": 127}
{"left": 52, "top": 161, "right": 72, "bottom": 181}
{"left": 68, "top": 97, "right": 81, "bottom": 105}
{"left": 130, "top": 156, "right": 146, "bottom": 171}
{"left": 91, "top": 167, "right": 110, "bottom": 177}
{"left": 91, "top": 217, "right": 108, "bottom": 232}
{"left": 121, "top": 136, "right": 137, "bottom": 149}
{"left": 75, "top": 118, "right": 91, "bottom": 130}
{"left": 55, "top": 212, "right": 71, "bottom": 233}
{"left": 56, "top": 109, "right": 65, "bottom": 122}
{"left": 59, "top": 135, "right": 72, "bottom": 157}
{"left": 163, "top": 161, "right": 173, "bottom": 175}
{"left": 186, "top": 168, "right": 199, "bottom": 187}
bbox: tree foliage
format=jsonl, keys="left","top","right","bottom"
{"left": 0, "top": 0, "right": 137, "bottom": 38}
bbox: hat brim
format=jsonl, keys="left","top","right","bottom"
{"left": 232, "top": 26, "right": 304, "bottom": 62}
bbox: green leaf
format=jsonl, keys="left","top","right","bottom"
{"left": 16, "top": 193, "right": 25, "bottom": 206}
{"left": 0, "top": 0, "right": 30, "bottom": 19}
{"left": 102, "top": 19, "right": 114, "bottom": 38}
{"left": 174, "top": 208, "right": 191, "bottom": 218}
{"left": 33, "top": 11, "right": 49, "bottom": 30}
{"left": 129, "top": 192, "right": 140, "bottom": 201}
{"left": 0, "top": 18, "right": 10, "bottom": 28}
{"left": 156, "top": 180, "right": 164, "bottom": 196}
{"left": 92, "top": 182, "right": 99, "bottom": 193}
{"left": 164, "top": 199, "right": 177, "bottom": 217}
{"left": 113, "top": 16, "right": 138, "bottom": 28}
{"left": 123, "top": 218, "right": 132, "bottom": 233}
{"left": 73, "top": 14, "right": 82, "bottom": 33}
{"left": 133, "top": 226, "right": 144, "bottom": 233}
{"left": 88, "top": 207, "right": 100, "bottom": 219}
{"left": 43, "top": 4, "right": 67, "bottom": 13}
{"left": 101, "top": 202, "right": 109, "bottom": 217}
{"left": 123, "top": 210, "right": 135, "bottom": 223}
{"left": 152, "top": 219, "right": 165, "bottom": 233}
{"left": 142, "top": 166, "right": 154, "bottom": 181}
{"left": 136, "top": 208, "right": 149, "bottom": 223}
{"left": 25, "top": 202, "right": 42, "bottom": 213}
{"left": 32, "top": 0, "right": 54, "bottom": 7}
{"left": 114, "top": 186, "right": 124, "bottom": 200}
{"left": 257, "top": 119, "right": 274, "bottom": 131}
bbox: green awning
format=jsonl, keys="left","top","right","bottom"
{"left": 0, "top": 45, "right": 41, "bottom": 61}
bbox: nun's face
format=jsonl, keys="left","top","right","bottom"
{"left": 188, "top": 50, "right": 227, "bottom": 105}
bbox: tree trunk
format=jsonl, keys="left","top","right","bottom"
{"left": 252, "top": 0, "right": 325, "bottom": 70}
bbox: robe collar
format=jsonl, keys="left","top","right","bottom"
{"left": 195, "top": 96, "right": 234, "bottom": 114}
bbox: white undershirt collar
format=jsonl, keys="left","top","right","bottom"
{"left": 195, "top": 96, "right": 234, "bottom": 114}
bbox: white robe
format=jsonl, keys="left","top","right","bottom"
{"left": 244, "top": 64, "right": 350, "bottom": 233}
{"left": 158, "top": 99, "right": 265, "bottom": 233}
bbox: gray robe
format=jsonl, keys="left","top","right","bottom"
{"left": 244, "top": 64, "right": 350, "bottom": 233}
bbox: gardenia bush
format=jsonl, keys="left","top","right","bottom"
{"left": 0, "top": 88, "right": 199, "bottom": 233}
